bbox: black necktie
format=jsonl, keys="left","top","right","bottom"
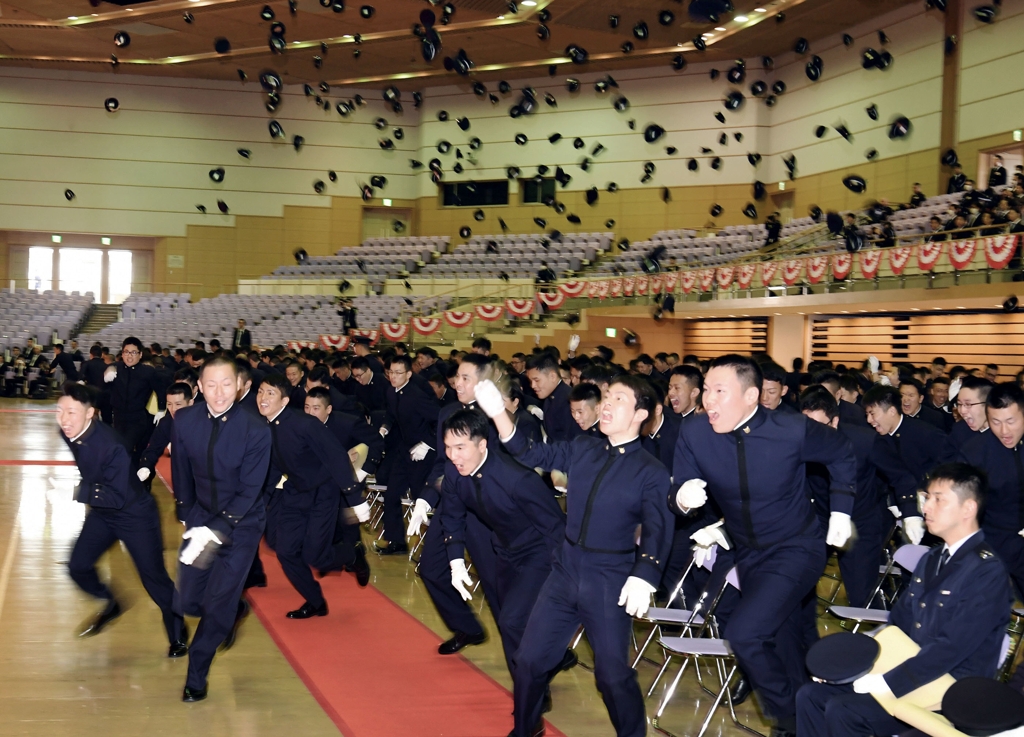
{"left": 936, "top": 548, "right": 949, "bottom": 576}
{"left": 207, "top": 413, "right": 222, "bottom": 512}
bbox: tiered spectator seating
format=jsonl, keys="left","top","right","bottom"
{"left": 0, "top": 289, "right": 94, "bottom": 352}
{"left": 888, "top": 193, "right": 966, "bottom": 240}
{"left": 271, "top": 237, "right": 450, "bottom": 280}
{"left": 121, "top": 292, "right": 190, "bottom": 318}
{"left": 419, "top": 232, "right": 611, "bottom": 280}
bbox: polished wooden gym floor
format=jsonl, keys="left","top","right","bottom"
{"left": 0, "top": 397, "right": 772, "bottom": 737}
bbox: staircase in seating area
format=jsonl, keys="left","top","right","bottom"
{"left": 79, "top": 304, "right": 120, "bottom": 336}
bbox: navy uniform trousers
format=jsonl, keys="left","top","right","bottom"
{"left": 272, "top": 483, "right": 340, "bottom": 608}
{"left": 70, "top": 492, "right": 181, "bottom": 644}
{"left": 175, "top": 504, "right": 266, "bottom": 690}
{"left": 113, "top": 409, "right": 154, "bottom": 468}
{"left": 796, "top": 683, "right": 904, "bottom": 737}
{"left": 381, "top": 450, "right": 435, "bottom": 544}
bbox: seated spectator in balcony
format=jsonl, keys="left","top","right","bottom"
{"left": 989, "top": 154, "right": 1008, "bottom": 188}
{"left": 947, "top": 213, "right": 969, "bottom": 239}
{"left": 1005, "top": 208, "right": 1023, "bottom": 234}
{"left": 964, "top": 203, "right": 983, "bottom": 229}
{"left": 843, "top": 213, "right": 864, "bottom": 252}
{"left": 995, "top": 198, "right": 1013, "bottom": 223}
{"left": 871, "top": 220, "right": 896, "bottom": 248}
{"left": 947, "top": 163, "right": 966, "bottom": 193}
{"left": 535, "top": 261, "right": 556, "bottom": 286}
{"left": 764, "top": 213, "right": 782, "bottom": 245}
{"left": 909, "top": 183, "right": 927, "bottom": 208}
{"left": 867, "top": 199, "right": 893, "bottom": 223}
{"left": 485, "top": 240, "right": 499, "bottom": 255}
{"left": 979, "top": 211, "right": 1002, "bottom": 236}
{"left": 927, "top": 216, "right": 947, "bottom": 242}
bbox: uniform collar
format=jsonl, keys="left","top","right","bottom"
{"left": 394, "top": 378, "right": 410, "bottom": 393}
{"left": 733, "top": 405, "right": 762, "bottom": 433}
{"left": 266, "top": 405, "right": 287, "bottom": 424}
{"left": 70, "top": 420, "right": 94, "bottom": 443}
{"left": 209, "top": 402, "right": 236, "bottom": 420}
{"left": 606, "top": 435, "right": 642, "bottom": 452}
{"left": 469, "top": 449, "right": 490, "bottom": 477}
{"left": 889, "top": 414, "right": 904, "bottom": 436}
{"left": 648, "top": 415, "right": 664, "bottom": 438}
{"left": 943, "top": 529, "right": 981, "bottom": 559}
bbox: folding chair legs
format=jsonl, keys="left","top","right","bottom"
{"left": 571, "top": 626, "right": 594, "bottom": 671}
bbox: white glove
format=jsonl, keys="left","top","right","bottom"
{"left": 568, "top": 334, "right": 580, "bottom": 352}
{"left": 878, "top": 374, "right": 892, "bottom": 386}
{"left": 853, "top": 673, "right": 893, "bottom": 697}
{"left": 351, "top": 501, "right": 370, "bottom": 523}
{"left": 617, "top": 576, "right": 657, "bottom": 618}
{"left": 948, "top": 377, "right": 962, "bottom": 401}
{"left": 675, "top": 479, "right": 708, "bottom": 511}
{"left": 450, "top": 558, "right": 474, "bottom": 602}
{"left": 103, "top": 366, "right": 117, "bottom": 383}
{"left": 179, "top": 526, "right": 222, "bottom": 565}
{"left": 868, "top": 356, "right": 880, "bottom": 374}
{"left": 826, "top": 511, "right": 853, "bottom": 547}
{"left": 474, "top": 379, "right": 505, "bottom": 419}
{"left": 690, "top": 519, "right": 730, "bottom": 567}
{"left": 526, "top": 405, "right": 544, "bottom": 420}
{"left": 903, "top": 515, "right": 925, "bottom": 545}
{"left": 153, "top": 410, "right": 166, "bottom": 425}
{"left": 406, "top": 498, "right": 432, "bottom": 536}
{"left": 137, "top": 467, "right": 151, "bottom": 482}
{"left": 275, "top": 474, "right": 287, "bottom": 490}
{"left": 355, "top": 468, "right": 369, "bottom": 483}
{"left": 409, "top": 442, "right": 431, "bottom": 462}
{"left": 379, "top": 426, "right": 389, "bottom": 437}
{"left": 887, "top": 505, "right": 902, "bottom": 519}
{"left": 166, "top": 442, "right": 171, "bottom": 455}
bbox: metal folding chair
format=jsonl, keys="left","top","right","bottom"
{"left": 829, "top": 543, "right": 929, "bottom": 632}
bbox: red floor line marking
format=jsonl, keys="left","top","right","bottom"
{"left": 0, "top": 460, "right": 75, "bottom": 466}
{"left": 0, "top": 408, "right": 57, "bottom": 413}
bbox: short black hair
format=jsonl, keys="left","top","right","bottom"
{"left": 442, "top": 407, "right": 490, "bottom": 442}
{"left": 459, "top": 353, "right": 492, "bottom": 373}
{"left": 932, "top": 357, "right": 947, "bottom": 367}
{"left": 200, "top": 354, "right": 238, "bottom": 378}
{"left": 306, "top": 385, "right": 331, "bottom": 404}
{"left": 799, "top": 385, "right": 839, "bottom": 421}
{"left": 812, "top": 370, "right": 841, "bottom": 391}
{"left": 167, "top": 382, "right": 193, "bottom": 401}
{"left": 472, "top": 337, "right": 492, "bottom": 351}
{"left": 233, "top": 358, "right": 252, "bottom": 383}
{"left": 53, "top": 342, "right": 64, "bottom": 352}
{"left": 927, "top": 463, "right": 987, "bottom": 519}
{"left": 350, "top": 356, "right": 370, "bottom": 372}
{"left": 959, "top": 375, "right": 994, "bottom": 400}
{"left": 569, "top": 355, "right": 593, "bottom": 372}
{"left": 416, "top": 346, "right": 438, "bottom": 359}
{"left": 708, "top": 354, "right": 763, "bottom": 392}
{"left": 594, "top": 345, "right": 615, "bottom": 362}
{"left": 388, "top": 354, "right": 413, "bottom": 372}
{"left": 761, "top": 362, "right": 788, "bottom": 385}
{"left": 570, "top": 382, "right": 601, "bottom": 405}
{"left": 62, "top": 381, "right": 98, "bottom": 408}
{"left": 862, "top": 385, "right": 902, "bottom": 414}
{"left": 122, "top": 336, "right": 143, "bottom": 351}
{"left": 307, "top": 365, "right": 331, "bottom": 385}
{"left": 526, "top": 353, "right": 560, "bottom": 374}
{"left": 580, "top": 364, "right": 614, "bottom": 386}
{"left": 609, "top": 374, "right": 656, "bottom": 414}
{"left": 512, "top": 352, "right": 527, "bottom": 362}
{"left": 427, "top": 372, "right": 446, "bottom": 387}
{"left": 89, "top": 345, "right": 102, "bottom": 358}
{"left": 669, "top": 365, "right": 704, "bottom": 392}
{"left": 655, "top": 352, "right": 669, "bottom": 362}
{"left": 173, "top": 367, "right": 199, "bottom": 387}
{"left": 931, "top": 376, "right": 950, "bottom": 387}
{"left": 987, "top": 382, "right": 1024, "bottom": 413}
{"left": 635, "top": 354, "right": 654, "bottom": 367}
{"left": 260, "top": 371, "right": 291, "bottom": 393}
{"left": 838, "top": 374, "right": 861, "bottom": 395}
{"left": 899, "top": 378, "right": 925, "bottom": 397}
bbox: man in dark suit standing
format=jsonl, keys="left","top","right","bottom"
{"left": 51, "top": 342, "right": 80, "bottom": 382}
{"left": 989, "top": 154, "right": 1008, "bottom": 188}
{"left": 231, "top": 319, "right": 251, "bottom": 353}
{"left": 80, "top": 345, "right": 112, "bottom": 424}
{"left": 947, "top": 163, "right": 966, "bottom": 194}
{"left": 107, "top": 337, "right": 168, "bottom": 466}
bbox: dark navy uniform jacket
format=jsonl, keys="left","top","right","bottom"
{"left": 51, "top": 351, "right": 79, "bottom": 381}
{"left": 513, "top": 408, "right": 544, "bottom": 446}
{"left": 959, "top": 431, "right": 1024, "bottom": 533}
{"left": 139, "top": 412, "right": 174, "bottom": 474}
{"left": 881, "top": 415, "right": 954, "bottom": 491}
{"left": 438, "top": 450, "right": 565, "bottom": 562}
{"left": 354, "top": 373, "right": 389, "bottom": 415}
{"left": 543, "top": 381, "right": 581, "bottom": 444}
{"left": 674, "top": 407, "right": 857, "bottom": 550}
{"left": 62, "top": 420, "right": 144, "bottom": 509}
{"left": 839, "top": 399, "right": 868, "bottom": 427}
{"left": 326, "top": 411, "right": 384, "bottom": 476}
{"left": 382, "top": 379, "right": 440, "bottom": 451}
{"left": 437, "top": 387, "right": 460, "bottom": 408}
{"left": 502, "top": 428, "right": 673, "bottom": 587}
{"left": 171, "top": 403, "right": 271, "bottom": 536}
{"left": 807, "top": 421, "right": 919, "bottom": 520}
{"left": 238, "top": 387, "right": 259, "bottom": 417}
{"left": 424, "top": 401, "right": 498, "bottom": 509}
{"left": 265, "top": 409, "right": 362, "bottom": 508}
{"left": 110, "top": 361, "right": 166, "bottom": 414}
{"left": 583, "top": 421, "right": 606, "bottom": 439}
{"left": 948, "top": 420, "right": 982, "bottom": 451}
{"left": 909, "top": 405, "right": 951, "bottom": 434}
{"left": 80, "top": 357, "right": 108, "bottom": 390}
{"left": 332, "top": 374, "right": 359, "bottom": 396}
{"left": 883, "top": 532, "right": 1011, "bottom": 697}
{"left": 642, "top": 411, "right": 681, "bottom": 479}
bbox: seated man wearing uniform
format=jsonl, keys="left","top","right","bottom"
{"left": 796, "top": 463, "right": 1012, "bottom": 737}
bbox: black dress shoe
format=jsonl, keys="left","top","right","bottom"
{"left": 182, "top": 685, "right": 207, "bottom": 702}
{"left": 352, "top": 542, "right": 371, "bottom": 587}
{"left": 79, "top": 599, "right": 122, "bottom": 638}
{"left": 438, "top": 630, "right": 486, "bottom": 654}
{"left": 556, "top": 648, "right": 578, "bottom": 672}
{"left": 374, "top": 541, "right": 408, "bottom": 556}
{"left": 729, "top": 673, "right": 752, "bottom": 705}
{"left": 168, "top": 640, "right": 189, "bottom": 658}
{"left": 221, "top": 599, "right": 250, "bottom": 651}
{"left": 542, "top": 687, "right": 553, "bottom": 713}
{"left": 244, "top": 572, "right": 267, "bottom": 589}
{"left": 286, "top": 600, "right": 329, "bottom": 619}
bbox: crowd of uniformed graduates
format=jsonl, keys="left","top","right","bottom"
{"left": 44, "top": 328, "right": 1024, "bottom": 736}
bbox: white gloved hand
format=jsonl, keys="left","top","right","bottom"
{"left": 409, "top": 442, "right": 431, "bottom": 462}
{"left": 568, "top": 334, "right": 580, "bottom": 352}
{"left": 450, "top": 558, "right": 474, "bottom": 602}
{"left": 166, "top": 442, "right": 172, "bottom": 456}
{"left": 275, "top": 474, "right": 287, "bottom": 490}
{"left": 355, "top": 468, "right": 369, "bottom": 483}
{"left": 137, "top": 467, "right": 151, "bottom": 482}
{"left": 903, "top": 515, "right": 926, "bottom": 545}
{"left": 406, "top": 498, "right": 432, "bottom": 536}
{"left": 826, "top": 511, "right": 853, "bottom": 547}
{"left": 526, "top": 405, "right": 544, "bottom": 420}
{"left": 690, "top": 519, "right": 730, "bottom": 567}
{"left": 351, "top": 501, "right": 370, "bottom": 523}
{"left": 153, "top": 410, "right": 166, "bottom": 426}
{"left": 878, "top": 375, "right": 892, "bottom": 387}
{"left": 948, "top": 377, "right": 962, "bottom": 401}
{"left": 474, "top": 379, "right": 505, "bottom": 419}
{"left": 887, "top": 505, "right": 902, "bottom": 519}
{"left": 103, "top": 366, "right": 117, "bottom": 383}
{"left": 179, "top": 526, "right": 222, "bottom": 565}
{"left": 379, "top": 426, "right": 389, "bottom": 437}
{"left": 868, "top": 356, "right": 880, "bottom": 374}
{"left": 675, "top": 479, "right": 708, "bottom": 511}
{"left": 852, "top": 673, "right": 893, "bottom": 697}
{"left": 617, "top": 576, "right": 657, "bottom": 618}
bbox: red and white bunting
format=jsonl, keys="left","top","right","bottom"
{"left": 736, "top": 263, "right": 756, "bottom": 289}
{"left": 444, "top": 310, "right": 474, "bottom": 328}
{"left": 698, "top": 268, "right": 715, "bottom": 292}
{"left": 832, "top": 253, "right": 852, "bottom": 280}
{"left": 806, "top": 256, "right": 828, "bottom": 284}
{"left": 475, "top": 304, "right": 504, "bottom": 321}
{"left": 587, "top": 281, "right": 604, "bottom": 300}
{"left": 287, "top": 340, "right": 319, "bottom": 352}
{"left": 761, "top": 261, "right": 778, "bottom": 287}
{"left": 319, "top": 334, "right": 350, "bottom": 350}
{"left": 888, "top": 246, "right": 912, "bottom": 276}
{"left": 560, "top": 280, "right": 587, "bottom": 297}
{"left": 716, "top": 266, "right": 735, "bottom": 289}
{"left": 379, "top": 323, "right": 408, "bottom": 342}
{"left": 649, "top": 274, "right": 663, "bottom": 294}
{"left": 782, "top": 259, "right": 803, "bottom": 286}
{"left": 610, "top": 278, "right": 623, "bottom": 298}
{"left": 663, "top": 272, "right": 679, "bottom": 293}
{"left": 623, "top": 276, "right": 635, "bottom": 296}
{"left": 505, "top": 298, "right": 536, "bottom": 317}
{"left": 411, "top": 317, "right": 442, "bottom": 336}
{"left": 680, "top": 270, "right": 696, "bottom": 294}
{"left": 635, "top": 275, "right": 649, "bottom": 295}
{"left": 948, "top": 238, "right": 978, "bottom": 270}
{"left": 348, "top": 328, "right": 379, "bottom": 345}
{"left": 984, "top": 234, "right": 1019, "bottom": 269}
{"left": 536, "top": 291, "right": 566, "bottom": 309}
{"left": 859, "top": 250, "right": 882, "bottom": 279}
{"left": 917, "top": 241, "right": 943, "bottom": 271}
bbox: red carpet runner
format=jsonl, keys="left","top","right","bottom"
{"left": 156, "top": 457, "right": 565, "bottom": 737}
